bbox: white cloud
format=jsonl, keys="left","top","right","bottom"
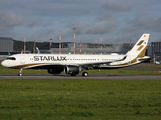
{"left": 0, "top": 0, "right": 161, "bottom": 43}
{"left": 103, "top": 0, "right": 132, "bottom": 12}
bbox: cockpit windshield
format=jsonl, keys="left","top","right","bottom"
{"left": 7, "top": 57, "right": 16, "bottom": 60}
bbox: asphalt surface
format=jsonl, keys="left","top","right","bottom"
{"left": 0, "top": 73, "right": 161, "bottom": 80}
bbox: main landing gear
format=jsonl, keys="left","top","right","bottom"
{"left": 70, "top": 72, "right": 88, "bottom": 77}
{"left": 18, "top": 69, "right": 23, "bottom": 76}
{"left": 82, "top": 72, "right": 88, "bottom": 77}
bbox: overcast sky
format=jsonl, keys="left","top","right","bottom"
{"left": 0, "top": 0, "right": 161, "bottom": 43}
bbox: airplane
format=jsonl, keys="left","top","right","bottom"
{"left": 1, "top": 34, "right": 150, "bottom": 77}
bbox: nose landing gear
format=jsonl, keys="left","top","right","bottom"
{"left": 18, "top": 69, "right": 23, "bottom": 76}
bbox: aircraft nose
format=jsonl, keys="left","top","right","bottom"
{"left": 1, "top": 61, "right": 5, "bottom": 67}
{"left": 1, "top": 60, "right": 9, "bottom": 67}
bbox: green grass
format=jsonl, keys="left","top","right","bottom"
{"left": 0, "top": 79, "right": 161, "bottom": 120}
{"left": 135, "top": 64, "right": 161, "bottom": 68}
{"left": 0, "top": 63, "right": 161, "bottom": 75}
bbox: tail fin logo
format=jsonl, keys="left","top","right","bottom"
{"left": 137, "top": 45, "right": 144, "bottom": 51}
{"left": 137, "top": 40, "right": 144, "bottom": 46}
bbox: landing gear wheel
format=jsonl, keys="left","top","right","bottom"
{"left": 82, "top": 72, "right": 88, "bottom": 77}
{"left": 18, "top": 73, "right": 22, "bottom": 76}
{"left": 18, "top": 69, "right": 23, "bottom": 76}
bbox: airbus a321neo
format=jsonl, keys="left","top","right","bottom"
{"left": 1, "top": 34, "right": 150, "bottom": 77}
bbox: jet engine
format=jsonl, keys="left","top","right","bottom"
{"left": 64, "top": 65, "right": 80, "bottom": 75}
{"left": 47, "top": 67, "right": 64, "bottom": 74}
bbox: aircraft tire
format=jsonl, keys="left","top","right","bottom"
{"left": 18, "top": 73, "right": 22, "bottom": 76}
{"left": 82, "top": 72, "right": 88, "bottom": 77}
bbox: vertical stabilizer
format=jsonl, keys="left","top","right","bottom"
{"left": 110, "top": 34, "right": 150, "bottom": 66}
{"left": 127, "top": 34, "right": 150, "bottom": 58}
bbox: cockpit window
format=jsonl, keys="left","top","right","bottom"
{"left": 7, "top": 57, "right": 16, "bottom": 60}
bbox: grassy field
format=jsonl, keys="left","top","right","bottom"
{"left": 0, "top": 63, "right": 161, "bottom": 75}
{"left": 0, "top": 79, "right": 161, "bottom": 120}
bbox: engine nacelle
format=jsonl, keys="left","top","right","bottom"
{"left": 47, "top": 67, "right": 64, "bottom": 74}
{"left": 64, "top": 65, "right": 79, "bottom": 75}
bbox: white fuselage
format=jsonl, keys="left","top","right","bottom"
{"left": 1, "top": 54, "right": 126, "bottom": 69}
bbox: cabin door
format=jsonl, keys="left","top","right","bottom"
{"left": 20, "top": 55, "right": 25, "bottom": 64}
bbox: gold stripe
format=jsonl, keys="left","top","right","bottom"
{"left": 138, "top": 46, "right": 147, "bottom": 58}
{"left": 137, "top": 45, "right": 143, "bottom": 51}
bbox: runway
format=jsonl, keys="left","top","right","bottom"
{"left": 0, "top": 74, "right": 161, "bottom": 80}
